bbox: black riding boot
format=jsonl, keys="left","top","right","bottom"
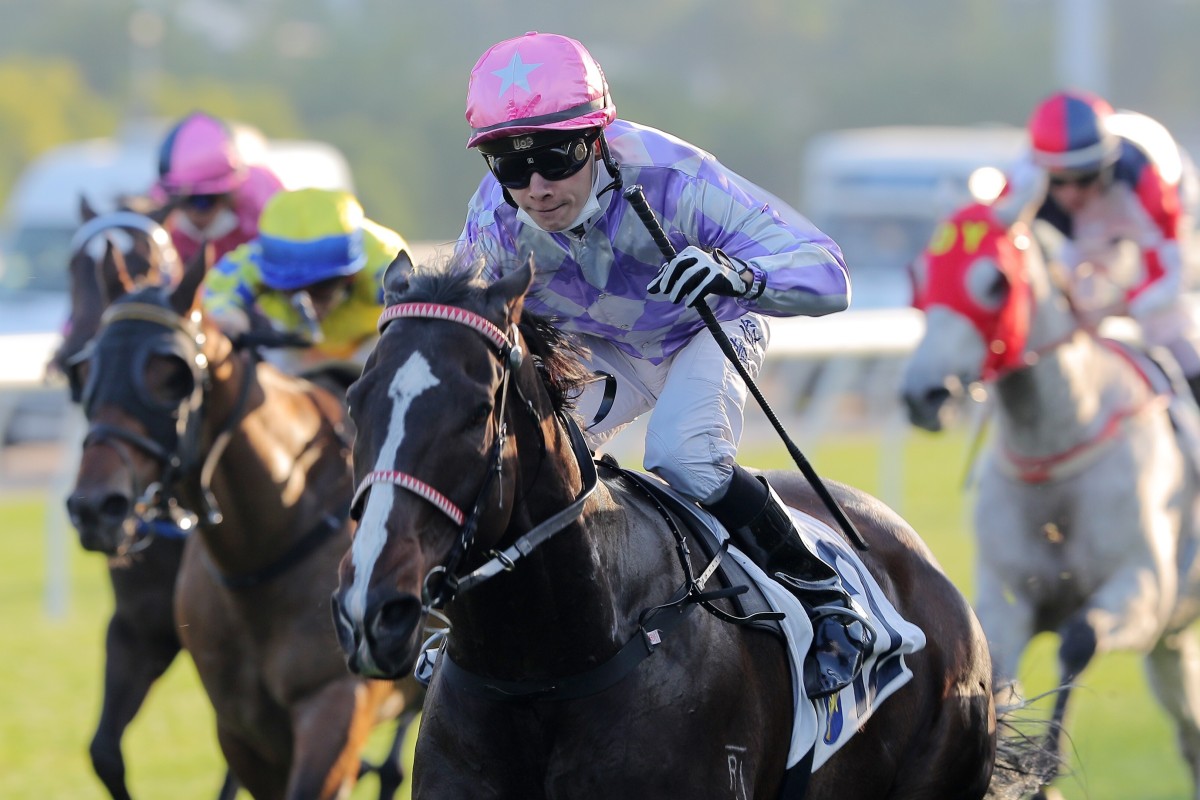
{"left": 705, "top": 466, "right": 873, "bottom": 698}
{"left": 1188, "top": 373, "right": 1200, "bottom": 407}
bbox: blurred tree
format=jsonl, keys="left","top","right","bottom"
{"left": 4, "top": 0, "right": 1200, "bottom": 240}
{"left": 0, "top": 56, "right": 118, "bottom": 199}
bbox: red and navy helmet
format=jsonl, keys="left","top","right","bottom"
{"left": 1027, "top": 90, "right": 1120, "bottom": 173}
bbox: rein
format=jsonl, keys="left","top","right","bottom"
{"left": 998, "top": 338, "right": 1171, "bottom": 484}
{"left": 83, "top": 302, "right": 255, "bottom": 546}
{"left": 69, "top": 211, "right": 182, "bottom": 282}
{"left": 990, "top": 255, "right": 1170, "bottom": 484}
{"left": 203, "top": 505, "right": 350, "bottom": 589}
{"left": 370, "top": 303, "right": 774, "bottom": 701}
{"left": 432, "top": 459, "right": 775, "bottom": 703}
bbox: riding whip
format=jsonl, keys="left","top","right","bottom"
{"left": 622, "top": 184, "right": 868, "bottom": 551}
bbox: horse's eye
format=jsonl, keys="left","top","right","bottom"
{"left": 145, "top": 355, "right": 195, "bottom": 406}
{"left": 466, "top": 402, "right": 492, "bottom": 430}
{"left": 964, "top": 257, "right": 1009, "bottom": 311}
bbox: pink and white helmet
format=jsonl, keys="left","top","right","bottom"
{"left": 465, "top": 32, "right": 616, "bottom": 149}
{"left": 157, "top": 112, "right": 248, "bottom": 196}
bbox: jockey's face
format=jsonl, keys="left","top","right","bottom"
{"left": 1047, "top": 169, "right": 1105, "bottom": 215}
{"left": 508, "top": 155, "right": 596, "bottom": 232}
{"left": 293, "top": 276, "right": 351, "bottom": 321}
{"left": 178, "top": 193, "right": 232, "bottom": 231}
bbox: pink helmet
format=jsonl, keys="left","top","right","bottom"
{"left": 465, "top": 32, "right": 616, "bottom": 149}
{"left": 1028, "top": 90, "right": 1120, "bottom": 173}
{"left": 157, "top": 112, "right": 248, "bottom": 196}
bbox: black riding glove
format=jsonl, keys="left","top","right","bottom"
{"left": 647, "top": 246, "right": 752, "bottom": 307}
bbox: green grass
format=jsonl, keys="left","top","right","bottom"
{"left": 0, "top": 494, "right": 416, "bottom": 800}
{"left": 766, "top": 430, "right": 1192, "bottom": 800}
{"left": 0, "top": 428, "right": 1192, "bottom": 798}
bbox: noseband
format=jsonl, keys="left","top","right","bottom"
{"left": 353, "top": 302, "right": 598, "bottom": 610}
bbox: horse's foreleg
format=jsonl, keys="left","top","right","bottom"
{"left": 973, "top": 566, "right": 1035, "bottom": 694}
{"left": 1034, "top": 560, "right": 1171, "bottom": 795}
{"left": 371, "top": 709, "right": 419, "bottom": 800}
{"left": 216, "top": 725, "right": 285, "bottom": 800}
{"left": 1068, "top": 557, "right": 1173, "bottom": 661}
{"left": 1145, "top": 628, "right": 1200, "bottom": 799}
{"left": 91, "top": 609, "right": 179, "bottom": 800}
{"left": 285, "top": 680, "right": 385, "bottom": 800}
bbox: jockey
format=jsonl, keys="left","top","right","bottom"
{"left": 456, "top": 31, "right": 867, "bottom": 698}
{"left": 1026, "top": 89, "right": 1200, "bottom": 400}
{"left": 155, "top": 111, "right": 285, "bottom": 264}
{"left": 201, "top": 187, "right": 411, "bottom": 374}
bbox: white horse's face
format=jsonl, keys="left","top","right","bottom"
{"left": 901, "top": 205, "right": 1033, "bottom": 431}
{"left": 902, "top": 305, "right": 989, "bottom": 431}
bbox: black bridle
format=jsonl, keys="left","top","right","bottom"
{"left": 79, "top": 299, "right": 248, "bottom": 551}
{"left": 350, "top": 302, "right": 599, "bottom": 612}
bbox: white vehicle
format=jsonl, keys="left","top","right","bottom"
{"left": 0, "top": 119, "right": 354, "bottom": 298}
{"left": 800, "top": 124, "right": 1027, "bottom": 309}
{"left": 0, "top": 120, "right": 356, "bottom": 441}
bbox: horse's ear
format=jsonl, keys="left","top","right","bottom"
{"left": 485, "top": 255, "right": 534, "bottom": 323}
{"left": 98, "top": 238, "right": 135, "bottom": 305}
{"left": 169, "top": 241, "right": 213, "bottom": 316}
{"left": 79, "top": 194, "right": 98, "bottom": 222}
{"left": 382, "top": 249, "right": 414, "bottom": 305}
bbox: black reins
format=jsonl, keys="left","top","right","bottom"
{"left": 370, "top": 302, "right": 783, "bottom": 702}
{"left": 353, "top": 302, "right": 600, "bottom": 612}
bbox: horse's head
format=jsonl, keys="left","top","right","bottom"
{"left": 330, "top": 251, "right": 592, "bottom": 678}
{"left": 65, "top": 246, "right": 214, "bottom": 554}
{"left": 900, "top": 200, "right": 1044, "bottom": 431}
{"left": 55, "top": 197, "right": 181, "bottom": 397}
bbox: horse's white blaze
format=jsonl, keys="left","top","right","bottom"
{"left": 346, "top": 352, "right": 439, "bottom": 624}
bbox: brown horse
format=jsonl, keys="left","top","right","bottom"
{"left": 330, "top": 253, "right": 1051, "bottom": 799}
{"left": 67, "top": 248, "right": 422, "bottom": 799}
{"left": 56, "top": 201, "right": 240, "bottom": 800}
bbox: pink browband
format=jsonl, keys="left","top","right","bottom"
{"left": 352, "top": 470, "right": 465, "bottom": 526}
{"left": 355, "top": 302, "right": 514, "bottom": 527}
{"left": 378, "top": 302, "right": 509, "bottom": 351}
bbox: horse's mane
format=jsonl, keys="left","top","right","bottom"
{"left": 394, "top": 250, "right": 594, "bottom": 414}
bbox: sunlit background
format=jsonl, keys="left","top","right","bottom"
{"left": 3, "top": 2, "right": 1200, "bottom": 798}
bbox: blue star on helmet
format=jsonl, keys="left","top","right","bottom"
{"left": 492, "top": 51, "right": 542, "bottom": 97}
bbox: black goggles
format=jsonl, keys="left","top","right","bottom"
{"left": 484, "top": 134, "right": 596, "bottom": 190}
{"left": 1048, "top": 171, "right": 1101, "bottom": 189}
{"left": 182, "top": 193, "right": 226, "bottom": 211}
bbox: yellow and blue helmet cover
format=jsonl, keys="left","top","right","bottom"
{"left": 254, "top": 188, "right": 368, "bottom": 290}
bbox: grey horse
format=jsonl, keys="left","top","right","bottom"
{"left": 901, "top": 195, "right": 1200, "bottom": 798}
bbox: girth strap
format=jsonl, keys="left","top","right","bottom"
{"left": 437, "top": 587, "right": 698, "bottom": 702}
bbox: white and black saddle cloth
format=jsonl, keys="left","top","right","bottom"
{"left": 619, "top": 469, "right": 926, "bottom": 773}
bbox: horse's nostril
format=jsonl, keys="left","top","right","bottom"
{"left": 99, "top": 494, "right": 132, "bottom": 521}
{"left": 924, "top": 386, "right": 951, "bottom": 407}
{"left": 377, "top": 596, "right": 421, "bottom": 633}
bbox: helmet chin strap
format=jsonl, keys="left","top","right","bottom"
{"left": 596, "top": 131, "right": 622, "bottom": 196}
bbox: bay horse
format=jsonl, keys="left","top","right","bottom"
{"left": 901, "top": 199, "right": 1200, "bottom": 797}
{"left": 329, "top": 252, "right": 1049, "bottom": 799}
{"left": 56, "top": 200, "right": 241, "bottom": 800}
{"left": 66, "top": 247, "right": 422, "bottom": 799}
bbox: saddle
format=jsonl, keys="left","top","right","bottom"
{"left": 607, "top": 461, "right": 785, "bottom": 641}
